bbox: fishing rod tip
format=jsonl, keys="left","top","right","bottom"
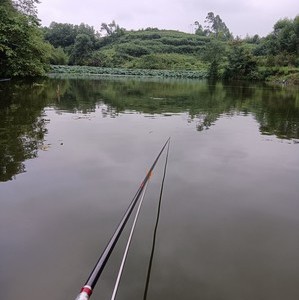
{"left": 75, "top": 286, "right": 92, "bottom": 300}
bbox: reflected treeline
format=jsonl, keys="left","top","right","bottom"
{"left": 0, "top": 80, "right": 50, "bottom": 181}
{"left": 254, "top": 88, "right": 299, "bottom": 139}
{"left": 51, "top": 77, "right": 299, "bottom": 138}
{"left": 1, "top": 77, "right": 298, "bottom": 181}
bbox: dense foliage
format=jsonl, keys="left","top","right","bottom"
{"left": 0, "top": 0, "right": 51, "bottom": 77}
{"left": 0, "top": 2, "right": 298, "bottom": 82}
{"left": 44, "top": 14, "right": 298, "bottom": 83}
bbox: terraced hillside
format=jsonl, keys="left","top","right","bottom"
{"left": 90, "top": 29, "right": 211, "bottom": 70}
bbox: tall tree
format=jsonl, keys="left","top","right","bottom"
{"left": 100, "top": 20, "right": 124, "bottom": 36}
{"left": 273, "top": 17, "right": 298, "bottom": 54}
{"left": 204, "top": 12, "right": 233, "bottom": 40}
{"left": 202, "top": 40, "right": 226, "bottom": 79}
{"left": 69, "top": 34, "right": 94, "bottom": 65}
{"left": 12, "top": 0, "right": 40, "bottom": 19}
{"left": 194, "top": 21, "right": 207, "bottom": 36}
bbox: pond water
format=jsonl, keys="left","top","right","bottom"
{"left": 0, "top": 77, "right": 299, "bottom": 300}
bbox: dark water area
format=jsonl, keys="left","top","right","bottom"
{"left": 0, "top": 77, "right": 299, "bottom": 300}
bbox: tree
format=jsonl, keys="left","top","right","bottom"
{"left": 44, "top": 22, "right": 77, "bottom": 49}
{"left": 204, "top": 12, "right": 233, "bottom": 40}
{"left": 43, "top": 22, "right": 100, "bottom": 63}
{"left": 253, "top": 16, "right": 298, "bottom": 66}
{"left": 69, "top": 34, "right": 94, "bottom": 65}
{"left": 255, "top": 16, "right": 298, "bottom": 56}
{"left": 273, "top": 18, "right": 297, "bottom": 54}
{"left": 76, "top": 23, "right": 99, "bottom": 42}
{"left": 12, "top": 0, "right": 40, "bottom": 19}
{"left": 49, "top": 46, "right": 68, "bottom": 65}
{"left": 0, "top": 0, "right": 51, "bottom": 77}
{"left": 100, "top": 20, "right": 124, "bottom": 36}
{"left": 224, "top": 41, "right": 258, "bottom": 80}
{"left": 244, "top": 34, "right": 260, "bottom": 44}
{"left": 202, "top": 40, "right": 226, "bottom": 79}
{"left": 194, "top": 21, "right": 208, "bottom": 36}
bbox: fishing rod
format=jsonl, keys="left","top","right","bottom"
{"left": 143, "top": 139, "right": 170, "bottom": 300}
{"left": 75, "top": 138, "right": 170, "bottom": 300}
{"left": 111, "top": 180, "right": 149, "bottom": 300}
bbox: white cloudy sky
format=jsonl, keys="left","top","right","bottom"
{"left": 38, "top": 0, "right": 298, "bottom": 37}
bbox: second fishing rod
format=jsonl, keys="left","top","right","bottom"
{"left": 75, "top": 138, "right": 170, "bottom": 300}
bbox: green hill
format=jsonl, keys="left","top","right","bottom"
{"left": 2, "top": 1, "right": 298, "bottom": 81}
{"left": 43, "top": 16, "right": 298, "bottom": 83}
{"left": 87, "top": 29, "right": 211, "bottom": 71}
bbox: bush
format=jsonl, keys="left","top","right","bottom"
{"left": 126, "top": 53, "right": 206, "bottom": 71}
{"left": 49, "top": 46, "right": 69, "bottom": 65}
{"left": 116, "top": 43, "right": 151, "bottom": 57}
{"left": 223, "top": 43, "right": 258, "bottom": 80}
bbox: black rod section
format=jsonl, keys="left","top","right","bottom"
{"left": 76, "top": 138, "right": 170, "bottom": 299}
{"left": 143, "top": 139, "right": 170, "bottom": 300}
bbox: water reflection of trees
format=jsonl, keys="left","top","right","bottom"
{"left": 51, "top": 77, "right": 299, "bottom": 139}
{"left": 254, "top": 88, "right": 299, "bottom": 139}
{"left": 0, "top": 81, "right": 49, "bottom": 181}
{"left": 1, "top": 77, "right": 298, "bottom": 181}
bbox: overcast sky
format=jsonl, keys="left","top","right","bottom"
{"left": 38, "top": 0, "right": 298, "bottom": 37}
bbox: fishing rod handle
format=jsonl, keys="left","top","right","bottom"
{"left": 75, "top": 285, "right": 92, "bottom": 300}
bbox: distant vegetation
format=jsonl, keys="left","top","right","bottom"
{"left": 50, "top": 65, "right": 207, "bottom": 79}
{"left": 0, "top": 0, "right": 298, "bottom": 83}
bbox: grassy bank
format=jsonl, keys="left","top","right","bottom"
{"left": 263, "top": 67, "right": 299, "bottom": 85}
{"left": 49, "top": 65, "right": 299, "bottom": 86}
{"left": 50, "top": 65, "right": 208, "bottom": 79}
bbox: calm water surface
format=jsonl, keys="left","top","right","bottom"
{"left": 0, "top": 78, "right": 299, "bottom": 300}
